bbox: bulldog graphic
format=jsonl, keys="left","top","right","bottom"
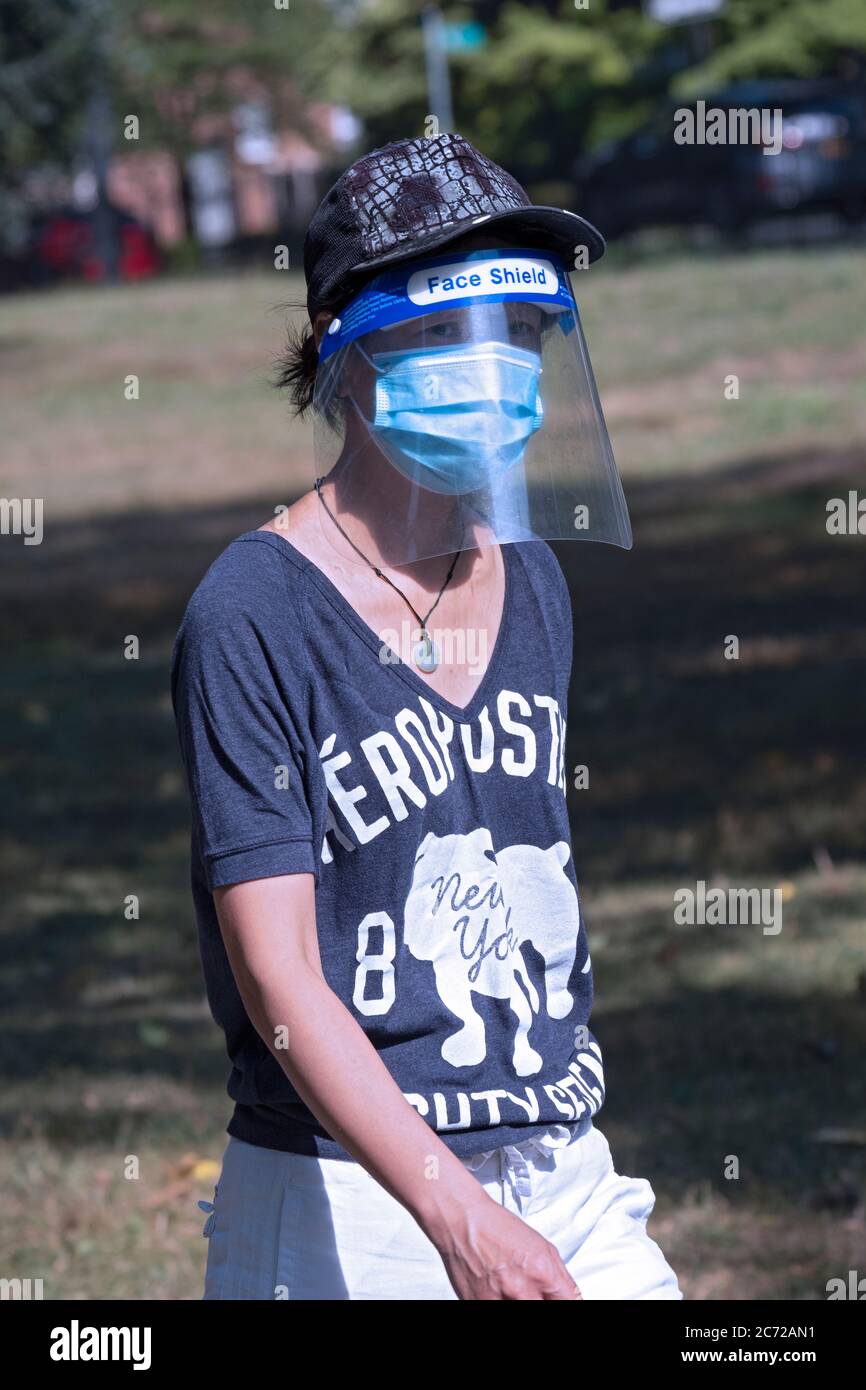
{"left": 404, "top": 827, "right": 583, "bottom": 1077}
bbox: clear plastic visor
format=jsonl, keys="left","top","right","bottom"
{"left": 311, "top": 278, "right": 631, "bottom": 567}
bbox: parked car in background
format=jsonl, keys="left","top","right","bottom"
{"left": 27, "top": 205, "right": 161, "bottom": 284}
{"left": 575, "top": 80, "right": 866, "bottom": 241}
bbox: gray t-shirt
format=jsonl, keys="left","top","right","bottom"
{"left": 170, "top": 529, "right": 605, "bottom": 1159}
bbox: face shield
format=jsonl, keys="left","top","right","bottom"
{"left": 312, "top": 245, "right": 631, "bottom": 567}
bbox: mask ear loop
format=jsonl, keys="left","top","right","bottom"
{"left": 315, "top": 339, "right": 448, "bottom": 566}
{"left": 350, "top": 337, "right": 383, "bottom": 373}
{"left": 345, "top": 337, "right": 392, "bottom": 434}
{"left": 329, "top": 341, "right": 409, "bottom": 478}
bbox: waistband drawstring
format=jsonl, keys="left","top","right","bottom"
{"left": 464, "top": 1123, "right": 578, "bottom": 1211}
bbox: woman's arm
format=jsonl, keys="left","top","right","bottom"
{"left": 214, "top": 872, "right": 582, "bottom": 1301}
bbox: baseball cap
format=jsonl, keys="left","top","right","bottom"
{"left": 303, "top": 131, "right": 605, "bottom": 323}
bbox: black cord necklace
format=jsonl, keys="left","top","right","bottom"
{"left": 314, "top": 476, "right": 460, "bottom": 672}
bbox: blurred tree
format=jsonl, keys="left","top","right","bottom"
{"left": 674, "top": 0, "right": 866, "bottom": 95}
{"left": 312, "top": 0, "right": 866, "bottom": 190}
{"left": 0, "top": 0, "right": 342, "bottom": 258}
{"left": 2, "top": 0, "right": 865, "bottom": 258}
{"left": 108, "top": 0, "right": 335, "bottom": 159}
{"left": 0, "top": 0, "right": 97, "bottom": 251}
{"left": 313, "top": 1, "right": 664, "bottom": 186}
{"left": 455, "top": 2, "right": 660, "bottom": 180}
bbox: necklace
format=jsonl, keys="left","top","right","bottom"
{"left": 314, "top": 476, "right": 459, "bottom": 673}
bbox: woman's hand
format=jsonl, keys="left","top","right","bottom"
{"left": 430, "top": 1192, "right": 582, "bottom": 1301}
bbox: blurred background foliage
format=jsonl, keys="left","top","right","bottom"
{"left": 3, "top": 0, "right": 866, "bottom": 225}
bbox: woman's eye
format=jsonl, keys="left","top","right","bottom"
{"left": 427, "top": 320, "right": 461, "bottom": 340}
{"left": 509, "top": 320, "right": 542, "bottom": 349}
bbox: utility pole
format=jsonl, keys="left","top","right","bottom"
{"left": 86, "top": 79, "right": 120, "bottom": 284}
{"left": 422, "top": 7, "right": 453, "bottom": 132}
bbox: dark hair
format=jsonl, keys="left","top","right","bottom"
{"left": 271, "top": 300, "right": 328, "bottom": 419}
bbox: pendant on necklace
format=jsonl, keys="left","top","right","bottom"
{"left": 413, "top": 629, "right": 440, "bottom": 673}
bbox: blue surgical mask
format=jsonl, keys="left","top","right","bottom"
{"left": 368, "top": 340, "right": 544, "bottom": 495}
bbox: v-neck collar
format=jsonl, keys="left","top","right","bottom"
{"left": 240, "top": 528, "right": 516, "bottom": 724}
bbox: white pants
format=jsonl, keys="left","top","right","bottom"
{"left": 200, "top": 1117, "right": 683, "bottom": 1300}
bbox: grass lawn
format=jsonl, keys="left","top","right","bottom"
{"left": 1, "top": 246, "right": 865, "bottom": 1299}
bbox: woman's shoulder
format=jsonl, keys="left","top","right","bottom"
{"left": 511, "top": 538, "right": 571, "bottom": 619}
{"left": 172, "top": 528, "right": 311, "bottom": 668}
{"left": 186, "top": 528, "right": 309, "bottom": 614}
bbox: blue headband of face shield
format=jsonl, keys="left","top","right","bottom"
{"left": 319, "top": 247, "right": 577, "bottom": 496}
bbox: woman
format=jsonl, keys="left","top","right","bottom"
{"left": 171, "top": 133, "right": 682, "bottom": 1301}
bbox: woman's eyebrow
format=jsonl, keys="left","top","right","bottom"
{"left": 506, "top": 302, "right": 543, "bottom": 321}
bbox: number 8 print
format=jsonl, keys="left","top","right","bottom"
{"left": 352, "top": 911, "right": 397, "bottom": 1016}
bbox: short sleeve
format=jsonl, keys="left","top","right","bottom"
{"left": 170, "top": 544, "right": 317, "bottom": 891}
{"left": 536, "top": 541, "right": 573, "bottom": 688}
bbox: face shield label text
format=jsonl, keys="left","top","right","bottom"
{"left": 408, "top": 256, "right": 559, "bottom": 307}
